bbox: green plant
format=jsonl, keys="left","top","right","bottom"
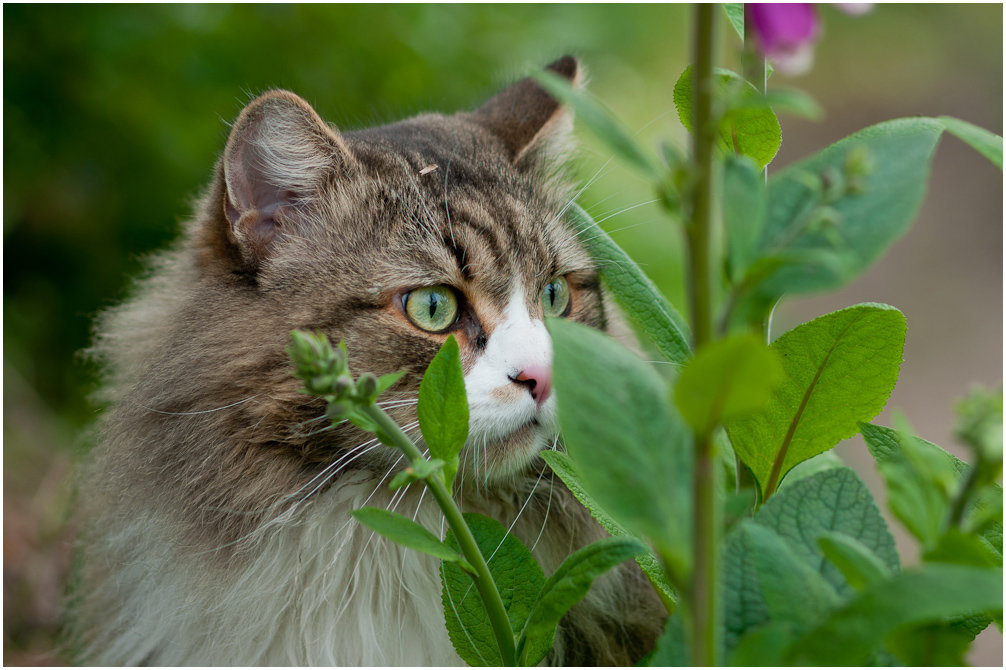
{"left": 289, "top": 4, "right": 1002, "bottom": 665}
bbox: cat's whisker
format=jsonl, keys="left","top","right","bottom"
{"left": 376, "top": 396, "right": 418, "bottom": 406}
{"left": 547, "top": 157, "right": 613, "bottom": 231}
{"left": 134, "top": 395, "right": 260, "bottom": 416}
{"left": 335, "top": 439, "right": 430, "bottom": 626}
{"left": 530, "top": 437, "right": 560, "bottom": 553}
{"left": 458, "top": 459, "right": 549, "bottom": 608}
{"left": 591, "top": 199, "right": 662, "bottom": 226}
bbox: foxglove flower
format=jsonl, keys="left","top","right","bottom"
{"left": 746, "top": 4, "right": 872, "bottom": 75}
{"left": 746, "top": 3, "right": 821, "bottom": 75}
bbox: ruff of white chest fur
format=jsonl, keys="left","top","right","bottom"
{"left": 83, "top": 469, "right": 615, "bottom": 666}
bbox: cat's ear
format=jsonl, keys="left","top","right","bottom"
{"left": 221, "top": 90, "right": 350, "bottom": 270}
{"left": 472, "top": 55, "right": 581, "bottom": 164}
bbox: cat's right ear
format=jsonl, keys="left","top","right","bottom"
{"left": 219, "top": 90, "right": 352, "bottom": 272}
{"left": 472, "top": 55, "right": 582, "bottom": 166}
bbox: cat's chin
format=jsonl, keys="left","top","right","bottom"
{"left": 469, "top": 420, "right": 558, "bottom": 486}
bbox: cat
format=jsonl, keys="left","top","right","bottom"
{"left": 71, "top": 55, "right": 665, "bottom": 666}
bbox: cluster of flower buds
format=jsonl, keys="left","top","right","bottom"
{"left": 287, "top": 330, "right": 383, "bottom": 420}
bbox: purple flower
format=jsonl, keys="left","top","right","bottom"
{"left": 746, "top": 3, "right": 821, "bottom": 75}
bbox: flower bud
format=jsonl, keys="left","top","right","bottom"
{"left": 333, "top": 376, "right": 354, "bottom": 396}
{"left": 356, "top": 373, "right": 379, "bottom": 400}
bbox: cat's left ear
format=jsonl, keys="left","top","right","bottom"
{"left": 472, "top": 55, "right": 581, "bottom": 165}
{"left": 218, "top": 90, "right": 354, "bottom": 272}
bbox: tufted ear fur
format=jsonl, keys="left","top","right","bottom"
{"left": 221, "top": 90, "right": 351, "bottom": 271}
{"left": 472, "top": 55, "right": 581, "bottom": 164}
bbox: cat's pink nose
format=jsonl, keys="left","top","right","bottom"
{"left": 511, "top": 365, "right": 552, "bottom": 408}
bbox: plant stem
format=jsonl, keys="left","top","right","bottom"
{"left": 688, "top": 4, "right": 721, "bottom": 667}
{"left": 688, "top": 4, "right": 718, "bottom": 351}
{"left": 360, "top": 404, "right": 517, "bottom": 666}
{"left": 944, "top": 454, "right": 984, "bottom": 533}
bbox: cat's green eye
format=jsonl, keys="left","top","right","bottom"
{"left": 541, "top": 276, "right": 571, "bottom": 317}
{"left": 404, "top": 285, "right": 460, "bottom": 332}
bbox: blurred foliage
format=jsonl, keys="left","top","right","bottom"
{"left": 2, "top": 4, "right": 1001, "bottom": 664}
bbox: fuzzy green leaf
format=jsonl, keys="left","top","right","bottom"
{"left": 647, "top": 614, "right": 689, "bottom": 666}
{"left": 548, "top": 318, "right": 692, "bottom": 576}
{"left": 418, "top": 335, "right": 468, "bottom": 487}
{"left": 756, "top": 467, "right": 899, "bottom": 596}
{"left": 441, "top": 514, "right": 544, "bottom": 666}
{"left": 743, "top": 118, "right": 944, "bottom": 304}
{"left": 726, "top": 304, "right": 905, "bottom": 497}
{"left": 722, "top": 521, "right": 840, "bottom": 654}
{"left": 887, "top": 623, "right": 973, "bottom": 666}
{"left": 518, "top": 537, "right": 645, "bottom": 665}
{"left": 860, "top": 422, "right": 1003, "bottom": 554}
{"left": 722, "top": 3, "right": 744, "bottom": 40}
{"left": 786, "top": 564, "right": 1003, "bottom": 665}
{"left": 723, "top": 155, "right": 768, "bottom": 283}
{"left": 567, "top": 204, "right": 690, "bottom": 365}
{"left": 539, "top": 450, "right": 677, "bottom": 611}
{"left": 939, "top": 116, "right": 1003, "bottom": 169}
{"left": 376, "top": 370, "right": 406, "bottom": 395}
{"left": 351, "top": 507, "right": 470, "bottom": 569}
{"left": 729, "top": 622, "right": 794, "bottom": 667}
{"left": 817, "top": 531, "right": 892, "bottom": 592}
{"left": 674, "top": 334, "right": 783, "bottom": 435}
{"left": 674, "top": 65, "right": 781, "bottom": 168}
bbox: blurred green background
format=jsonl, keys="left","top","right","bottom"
{"left": 4, "top": 4, "right": 1001, "bottom": 664}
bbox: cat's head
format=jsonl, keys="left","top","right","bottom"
{"left": 190, "top": 56, "right": 607, "bottom": 488}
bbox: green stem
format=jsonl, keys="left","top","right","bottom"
{"left": 360, "top": 404, "right": 517, "bottom": 666}
{"left": 944, "top": 456, "right": 984, "bottom": 533}
{"left": 688, "top": 4, "right": 721, "bottom": 666}
{"left": 688, "top": 4, "right": 718, "bottom": 350}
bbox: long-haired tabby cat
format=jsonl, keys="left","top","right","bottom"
{"left": 73, "top": 56, "right": 664, "bottom": 665}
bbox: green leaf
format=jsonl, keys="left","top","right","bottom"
{"left": 924, "top": 528, "right": 1000, "bottom": 568}
{"left": 778, "top": 450, "right": 844, "bottom": 489}
{"left": 723, "top": 155, "right": 768, "bottom": 284}
{"left": 539, "top": 450, "right": 677, "bottom": 611}
{"left": 441, "top": 513, "right": 544, "bottom": 666}
{"left": 887, "top": 623, "right": 973, "bottom": 666}
{"left": 535, "top": 71, "right": 660, "bottom": 179}
{"left": 674, "top": 66, "right": 781, "bottom": 168}
{"left": 674, "top": 334, "right": 783, "bottom": 435}
{"left": 567, "top": 204, "right": 690, "bottom": 365}
{"left": 727, "top": 304, "right": 906, "bottom": 498}
{"left": 817, "top": 532, "right": 892, "bottom": 592}
{"left": 388, "top": 458, "right": 447, "bottom": 491}
{"left": 376, "top": 370, "right": 406, "bottom": 395}
{"left": 729, "top": 622, "right": 794, "bottom": 667}
{"left": 786, "top": 564, "right": 1003, "bottom": 665}
{"left": 755, "top": 467, "right": 899, "bottom": 597}
{"left": 954, "top": 385, "right": 1003, "bottom": 462}
{"left": 418, "top": 335, "right": 468, "bottom": 487}
{"left": 518, "top": 537, "right": 645, "bottom": 665}
{"left": 548, "top": 318, "right": 692, "bottom": 576}
{"left": 351, "top": 507, "right": 470, "bottom": 569}
{"left": 722, "top": 522, "right": 840, "bottom": 654}
{"left": 722, "top": 3, "right": 744, "bottom": 40}
{"left": 860, "top": 421, "right": 968, "bottom": 474}
{"left": 860, "top": 422, "right": 1003, "bottom": 551}
{"left": 748, "top": 523, "right": 842, "bottom": 630}
{"left": 939, "top": 116, "right": 1003, "bottom": 169}
{"left": 745, "top": 118, "right": 945, "bottom": 302}
{"left": 646, "top": 613, "right": 689, "bottom": 666}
